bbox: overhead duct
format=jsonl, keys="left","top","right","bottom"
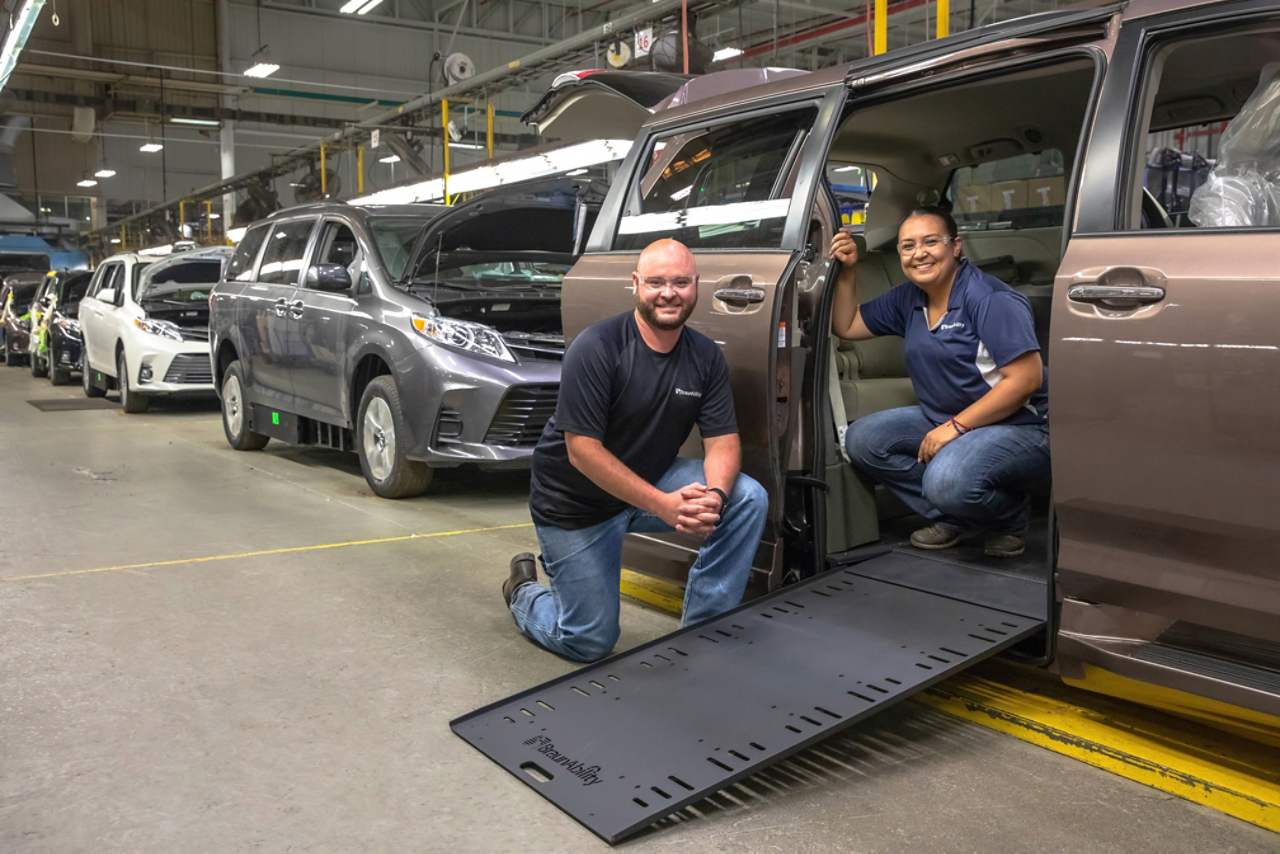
{"left": 71, "top": 106, "right": 95, "bottom": 143}
{"left": 382, "top": 133, "right": 431, "bottom": 177}
{"left": 0, "top": 114, "right": 30, "bottom": 188}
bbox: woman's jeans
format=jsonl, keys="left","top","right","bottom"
{"left": 509, "top": 458, "right": 769, "bottom": 663}
{"left": 845, "top": 406, "right": 1050, "bottom": 536}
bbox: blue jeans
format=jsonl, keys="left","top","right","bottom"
{"left": 846, "top": 406, "right": 1050, "bottom": 535}
{"left": 510, "top": 458, "right": 769, "bottom": 663}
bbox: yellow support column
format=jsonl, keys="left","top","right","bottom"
{"left": 119, "top": 226, "right": 126, "bottom": 251}
{"left": 179, "top": 200, "right": 185, "bottom": 240}
{"left": 486, "top": 102, "right": 495, "bottom": 160}
{"left": 357, "top": 146, "right": 364, "bottom": 195}
{"left": 937, "top": 0, "right": 950, "bottom": 38}
{"left": 875, "top": 0, "right": 887, "bottom": 54}
{"left": 441, "top": 99, "right": 451, "bottom": 205}
{"left": 319, "top": 144, "right": 327, "bottom": 197}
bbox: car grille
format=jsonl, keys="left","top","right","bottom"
{"left": 163, "top": 353, "right": 214, "bottom": 385}
{"left": 503, "top": 332, "right": 565, "bottom": 362}
{"left": 483, "top": 384, "right": 558, "bottom": 448}
{"left": 179, "top": 326, "right": 210, "bottom": 342}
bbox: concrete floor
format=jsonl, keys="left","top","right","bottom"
{"left": 1, "top": 369, "right": 1276, "bottom": 853}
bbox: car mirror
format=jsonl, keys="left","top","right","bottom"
{"left": 96, "top": 287, "right": 116, "bottom": 304}
{"left": 307, "top": 263, "right": 353, "bottom": 293}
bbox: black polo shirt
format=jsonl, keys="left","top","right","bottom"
{"left": 529, "top": 311, "right": 738, "bottom": 530}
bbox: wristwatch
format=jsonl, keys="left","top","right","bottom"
{"left": 706, "top": 487, "right": 730, "bottom": 523}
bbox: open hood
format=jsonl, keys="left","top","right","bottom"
{"left": 522, "top": 68, "right": 810, "bottom": 142}
{"left": 401, "top": 176, "right": 609, "bottom": 283}
{"left": 521, "top": 71, "right": 692, "bottom": 141}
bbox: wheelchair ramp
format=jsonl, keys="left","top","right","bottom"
{"left": 450, "top": 554, "right": 1045, "bottom": 844}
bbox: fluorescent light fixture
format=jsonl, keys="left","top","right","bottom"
{"left": 448, "top": 142, "right": 486, "bottom": 150}
{"left": 0, "top": 0, "right": 47, "bottom": 92}
{"left": 170, "top": 117, "right": 221, "bottom": 127}
{"left": 833, "top": 165, "right": 860, "bottom": 173}
{"left": 95, "top": 168, "right": 116, "bottom": 178}
{"left": 244, "top": 62, "right": 280, "bottom": 78}
{"left": 138, "top": 244, "right": 174, "bottom": 256}
{"left": 379, "top": 154, "right": 401, "bottom": 163}
{"left": 140, "top": 143, "right": 164, "bottom": 153}
{"left": 341, "top": 0, "right": 384, "bottom": 12}
{"left": 352, "top": 139, "right": 632, "bottom": 206}
{"left": 669, "top": 185, "right": 692, "bottom": 201}
{"left": 566, "top": 168, "right": 588, "bottom": 176}
{"left": 356, "top": 0, "right": 385, "bottom": 13}
{"left": 713, "top": 47, "right": 743, "bottom": 61}
{"left": 110, "top": 238, "right": 121, "bottom": 244}
{"left": 76, "top": 178, "right": 98, "bottom": 188}
{"left": 227, "top": 226, "right": 248, "bottom": 243}
{"left": 208, "top": 213, "right": 221, "bottom": 219}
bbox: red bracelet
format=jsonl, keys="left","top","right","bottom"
{"left": 949, "top": 417, "right": 970, "bottom": 434}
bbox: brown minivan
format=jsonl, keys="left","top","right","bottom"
{"left": 553, "top": 0, "right": 1280, "bottom": 744}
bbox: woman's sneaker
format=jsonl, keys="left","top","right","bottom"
{"left": 909, "top": 523, "right": 967, "bottom": 550}
{"left": 984, "top": 534, "right": 1025, "bottom": 558}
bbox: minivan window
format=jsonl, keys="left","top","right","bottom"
{"left": 946, "top": 149, "right": 1066, "bottom": 230}
{"left": 368, "top": 216, "right": 433, "bottom": 280}
{"left": 257, "top": 220, "right": 316, "bottom": 285}
{"left": 129, "top": 262, "right": 154, "bottom": 302}
{"left": 227, "top": 224, "right": 269, "bottom": 281}
{"left": 91, "top": 263, "right": 120, "bottom": 298}
{"left": 314, "top": 222, "right": 364, "bottom": 293}
{"left": 1133, "top": 28, "right": 1280, "bottom": 229}
{"left": 615, "top": 107, "right": 818, "bottom": 251}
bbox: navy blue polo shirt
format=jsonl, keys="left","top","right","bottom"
{"left": 858, "top": 259, "right": 1047, "bottom": 427}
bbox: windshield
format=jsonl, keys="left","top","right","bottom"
{"left": 430, "top": 257, "right": 573, "bottom": 287}
{"left": 64, "top": 275, "right": 92, "bottom": 303}
{"left": 140, "top": 260, "right": 221, "bottom": 303}
{"left": 368, "top": 216, "right": 434, "bottom": 280}
{"left": 129, "top": 261, "right": 154, "bottom": 301}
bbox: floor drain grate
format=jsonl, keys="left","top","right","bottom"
{"left": 27, "top": 398, "right": 120, "bottom": 412}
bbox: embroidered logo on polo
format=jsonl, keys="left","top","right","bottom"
{"left": 674, "top": 388, "right": 702, "bottom": 397}
{"left": 940, "top": 322, "right": 966, "bottom": 331}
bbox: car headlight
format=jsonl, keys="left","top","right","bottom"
{"left": 411, "top": 313, "right": 514, "bottom": 362}
{"left": 134, "top": 317, "right": 183, "bottom": 341}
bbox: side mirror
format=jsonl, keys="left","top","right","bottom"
{"left": 96, "top": 287, "right": 116, "bottom": 304}
{"left": 307, "top": 264, "right": 353, "bottom": 293}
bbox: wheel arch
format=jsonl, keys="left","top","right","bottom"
{"left": 349, "top": 350, "right": 393, "bottom": 424}
{"left": 214, "top": 339, "right": 240, "bottom": 392}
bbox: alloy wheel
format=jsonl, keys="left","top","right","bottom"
{"left": 223, "top": 372, "right": 244, "bottom": 438}
{"left": 362, "top": 396, "right": 395, "bottom": 483}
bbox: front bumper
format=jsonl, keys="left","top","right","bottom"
{"left": 129, "top": 336, "right": 215, "bottom": 395}
{"left": 394, "top": 344, "right": 561, "bottom": 467}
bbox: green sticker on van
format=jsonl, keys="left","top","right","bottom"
{"left": 272, "top": 412, "right": 280, "bottom": 426}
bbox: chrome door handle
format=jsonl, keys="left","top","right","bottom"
{"left": 714, "top": 287, "right": 766, "bottom": 304}
{"left": 288, "top": 299, "right": 305, "bottom": 319}
{"left": 273, "top": 297, "right": 287, "bottom": 317}
{"left": 1067, "top": 285, "right": 1166, "bottom": 307}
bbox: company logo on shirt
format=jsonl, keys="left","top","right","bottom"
{"left": 675, "top": 388, "right": 702, "bottom": 397}
{"left": 940, "top": 322, "right": 966, "bottom": 331}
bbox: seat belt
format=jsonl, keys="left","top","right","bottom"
{"left": 829, "top": 335, "right": 851, "bottom": 463}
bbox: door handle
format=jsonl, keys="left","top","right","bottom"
{"left": 273, "top": 297, "right": 287, "bottom": 317}
{"left": 288, "top": 299, "right": 305, "bottom": 319}
{"left": 1066, "top": 285, "right": 1166, "bottom": 307}
{"left": 714, "top": 287, "right": 766, "bottom": 305}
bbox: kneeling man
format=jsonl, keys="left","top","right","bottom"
{"left": 503, "top": 238, "right": 768, "bottom": 662}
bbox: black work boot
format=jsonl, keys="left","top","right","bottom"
{"left": 503, "top": 552, "right": 539, "bottom": 607}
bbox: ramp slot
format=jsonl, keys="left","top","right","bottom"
{"left": 451, "top": 558, "right": 1045, "bottom": 844}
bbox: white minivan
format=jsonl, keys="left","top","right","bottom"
{"left": 80, "top": 247, "right": 231, "bottom": 412}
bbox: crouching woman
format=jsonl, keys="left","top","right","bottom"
{"left": 831, "top": 206, "right": 1049, "bottom": 557}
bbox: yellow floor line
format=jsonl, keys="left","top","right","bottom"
{"left": 616, "top": 571, "right": 1280, "bottom": 833}
{"left": 620, "top": 569, "right": 685, "bottom": 614}
{"left": 3, "top": 522, "right": 534, "bottom": 582}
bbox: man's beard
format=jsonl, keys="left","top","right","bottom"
{"left": 636, "top": 294, "right": 695, "bottom": 331}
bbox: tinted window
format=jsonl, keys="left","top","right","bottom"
{"left": 1133, "top": 29, "right": 1280, "bottom": 229}
{"left": 91, "top": 263, "right": 119, "bottom": 298}
{"left": 257, "top": 220, "right": 316, "bottom": 285}
{"left": 615, "top": 108, "right": 817, "bottom": 251}
{"left": 228, "top": 224, "right": 269, "bottom": 281}
{"left": 64, "top": 274, "right": 91, "bottom": 303}
{"left": 947, "top": 150, "right": 1066, "bottom": 230}
{"left": 313, "top": 222, "right": 363, "bottom": 293}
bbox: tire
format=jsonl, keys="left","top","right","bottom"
{"left": 29, "top": 346, "right": 46, "bottom": 378}
{"left": 117, "top": 350, "right": 150, "bottom": 414}
{"left": 49, "top": 343, "right": 69, "bottom": 385}
{"left": 220, "top": 361, "right": 269, "bottom": 451}
{"left": 356, "top": 375, "right": 433, "bottom": 499}
{"left": 82, "top": 355, "right": 106, "bottom": 397}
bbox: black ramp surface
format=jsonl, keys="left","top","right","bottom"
{"left": 28, "top": 398, "right": 120, "bottom": 411}
{"left": 451, "top": 557, "right": 1044, "bottom": 843}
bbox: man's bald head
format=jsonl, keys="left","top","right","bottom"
{"left": 636, "top": 239, "right": 697, "bottom": 279}
{"left": 632, "top": 239, "right": 699, "bottom": 333}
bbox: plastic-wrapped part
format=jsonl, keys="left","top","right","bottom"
{"left": 1188, "top": 61, "right": 1280, "bottom": 227}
